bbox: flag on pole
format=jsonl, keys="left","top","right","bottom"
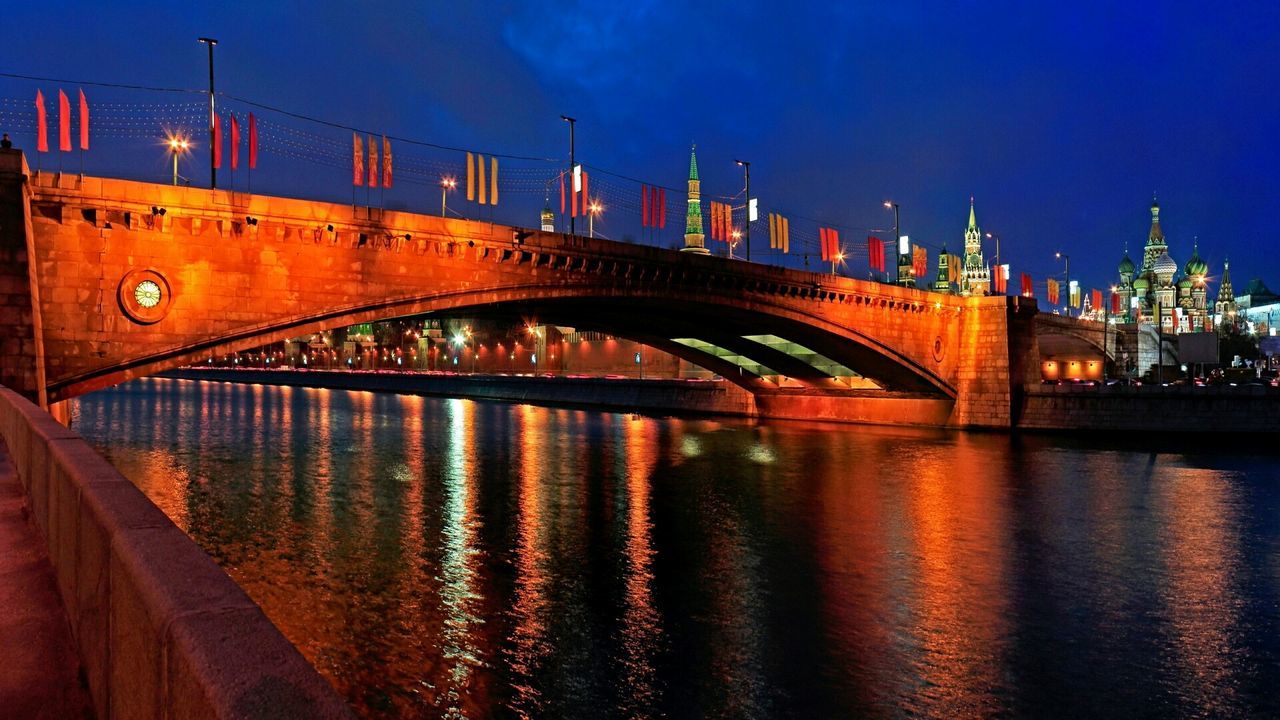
{"left": 867, "top": 236, "right": 884, "bottom": 271}
{"left": 1047, "top": 278, "right": 1060, "bottom": 305}
{"left": 912, "top": 245, "right": 927, "bottom": 279}
{"left": 1091, "top": 289, "right": 1103, "bottom": 312}
{"left": 466, "top": 153, "right": 500, "bottom": 205}
{"left": 212, "top": 113, "right": 222, "bottom": 169}
{"left": 35, "top": 90, "right": 48, "bottom": 153}
{"left": 642, "top": 185, "right": 651, "bottom": 227}
{"left": 770, "top": 213, "right": 791, "bottom": 253}
{"left": 367, "top": 134, "right": 378, "bottom": 188}
{"left": 229, "top": 114, "right": 240, "bottom": 170}
{"left": 819, "top": 227, "right": 839, "bottom": 261}
{"left": 948, "top": 255, "right": 962, "bottom": 284}
{"left": 490, "top": 156, "right": 498, "bottom": 205}
{"left": 578, "top": 169, "right": 587, "bottom": 214}
{"left": 378, "top": 133, "right": 389, "bottom": 185}
{"left": 248, "top": 113, "right": 258, "bottom": 169}
{"left": 58, "top": 90, "right": 71, "bottom": 152}
{"left": 78, "top": 89, "right": 89, "bottom": 150}
{"left": 354, "top": 133, "right": 365, "bottom": 186}
{"left": 1069, "top": 281, "right": 1081, "bottom": 308}
{"left": 1111, "top": 292, "right": 1122, "bottom": 315}
{"left": 559, "top": 171, "right": 566, "bottom": 215}
{"left": 1021, "top": 272, "right": 1034, "bottom": 298}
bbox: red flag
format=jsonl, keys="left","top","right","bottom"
{"left": 867, "top": 236, "right": 879, "bottom": 271}
{"left": 58, "top": 90, "right": 71, "bottom": 152}
{"left": 571, "top": 171, "right": 578, "bottom": 217}
{"left": 382, "top": 136, "right": 392, "bottom": 188}
{"left": 1111, "top": 292, "right": 1122, "bottom": 315}
{"left": 35, "top": 90, "right": 48, "bottom": 153}
{"left": 229, "top": 114, "right": 240, "bottom": 170}
{"left": 248, "top": 113, "right": 258, "bottom": 169}
{"left": 1021, "top": 272, "right": 1034, "bottom": 298}
{"left": 367, "top": 134, "right": 378, "bottom": 188}
{"left": 1091, "top": 289, "right": 1103, "bottom": 312}
{"left": 658, "top": 188, "right": 666, "bottom": 229}
{"left": 580, "top": 170, "right": 589, "bottom": 216}
{"left": 78, "top": 89, "right": 89, "bottom": 150}
{"left": 642, "top": 185, "right": 650, "bottom": 227}
{"left": 559, "top": 172, "right": 566, "bottom": 214}
{"left": 353, "top": 133, "right": 364, "bottom": 186}
{"left": 913, "top": 245, "right": 927, "bottom": 279}
{"left": 212, "top": 113, "right": 222, "bottom": 169}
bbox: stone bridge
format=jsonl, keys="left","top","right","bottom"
{"left": 0, "top": 150, "right": 1042, "bottom": 427}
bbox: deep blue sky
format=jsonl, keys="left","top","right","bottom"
{"left": 3, "top": 1, "right": 1278, "bottom": 295}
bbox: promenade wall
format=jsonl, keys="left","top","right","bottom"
{"left": 1018, "top": 384, "right": 1280, "bottom": 432}
{"left": 0, "top": 385, "right": 353, "bottom": 719}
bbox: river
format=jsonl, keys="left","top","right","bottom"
{"left": 71, "top": 377, "right": 1280, "bottom": 718}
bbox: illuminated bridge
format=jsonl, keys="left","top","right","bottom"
{"left": 0, "top": 150, "right": 1043, "bottom": 427}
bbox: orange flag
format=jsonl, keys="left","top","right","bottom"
{"left": 35, "top": 90, "right": 48, "bottom": 153}
{"left": 58, "top": 90, "right": 71, "bottom": 152}
{"left": 78, "top": 89, "right": 89, "bottom": 150}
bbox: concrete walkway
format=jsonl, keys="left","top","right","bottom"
{"left": 0, "top": 438, "right": 93, "bottom": 719}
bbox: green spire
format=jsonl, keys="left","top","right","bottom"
{"left": 688, "top": 145, "right": 699, "bottom": 181}
{"left": 685, "top": 145, "right": 704, "bottom": 237}
{"left": 967, "top": 197, "right": 977, "bottom": 231}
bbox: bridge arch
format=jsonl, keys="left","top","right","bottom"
{"left": 49, "top": 282, "right": 957, "bottom": 401}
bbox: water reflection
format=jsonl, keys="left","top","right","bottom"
{"left": 71, "top": 378, "right": 1280, "bottom": 719}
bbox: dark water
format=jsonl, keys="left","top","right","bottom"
{"left": 72, "top": 377, "right": 1280, "bottom": 719}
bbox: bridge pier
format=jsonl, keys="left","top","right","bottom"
{"left": 0, "top": 150, "right": 47, "bottom": 407}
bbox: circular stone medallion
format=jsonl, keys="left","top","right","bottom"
{"left": 118, "top": 269, "right": 173, "bottom": 325}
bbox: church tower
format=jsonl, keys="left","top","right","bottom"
{"left": 1139, "top": 195, "right": 1168, "bottom": 275}
{"left": 933, "top": 244, "right": 954, "bottom": 294}
{"left": 960, "top": 198, "right": 990, "bottom": 296}
{"left": 1216, "top": 257, "right": 1237, "bottom": 328}
{"left": 682, "top": 146, "right": 709, "bottom": 254}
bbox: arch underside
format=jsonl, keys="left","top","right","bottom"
{"left": 47, "top": 286, "right": 956, "bottom": 401}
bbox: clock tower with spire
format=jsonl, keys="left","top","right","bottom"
{"left": 960, "top": 197, "right": 990, "bottom": 296}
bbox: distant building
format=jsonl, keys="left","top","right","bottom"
{"left": 541, "top": 204, "right": 554, "bottom": 232}
{"left": 1115, "top": 197, "right": 1209, "bottom": 333}
{"left": 933, "top": 243, "right": 955, "bottom": 294}
{"left": 682, "top": 146, "right": 709, "bottom": 255}
{"left": 959, "top": 199, "right": 990, "bottom": 296}
{"left": 1214, "top": 257, "right": 1236, "bottom": 328}
{"left": 1235, "top": 277, "right": 1280, "bottom": 336}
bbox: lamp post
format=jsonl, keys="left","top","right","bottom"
{"left": 197, "top": 37, "right": 218, "bottom": 189}
{"left": 883, "top": 201, "right": 899, "bottom": 284}
{"left": 560, "top": 115, "right": 576, "bottom": 236}
{"left": 734, "top": 159, "right": 750, "bottom": 261}
{"left": 730, "top": 229, "right": 741, "bottom": 259}
{"left": 167, "top": 136, "right": 189, "bottom": 186}
{"left": 440, "top": 176, "right": 456, "bottom": 217}
{"left": 1055, "top": 251, "right": 1071, "bottom": 317}
{"left": 588, "top": 200, "right": 602, "bottom": 238}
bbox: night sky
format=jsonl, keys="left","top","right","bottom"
{"left": 3, "top": 1, "right": 1278, "bottom": 296}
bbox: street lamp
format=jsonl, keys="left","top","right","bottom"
{"left": 197, "top": 37, "right": 218, "bottom": 188}
{"left": 588, "top": 200, "right": 603, "bottom": 238}
{"left": 730, "top": 229, "right": 742, "bottom": 259}
{"left": 167, "top": 135, "right": 190, "bottom": 185}
{"left": 832, "top": 250, "right": 845, "bottom": 277}
{"left": 734, "top": 159, "right": 751, "bottom": 261}
{"left": 883, "top": 201, "right": 900, "bottom": 284}
{"left": 560, "top": 115, "right": 576, "bottom": 236}
{"left": 440, "top": 176, "right": 456, "bottom": 217}
{"left": 1055, "top": 252, "right": 1071, "bottom": 317}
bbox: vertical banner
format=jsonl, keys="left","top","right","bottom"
{"left": 912, "top": 245, "right": 927, "bottom": 279}
{"left": 642, "top": 185, "right": 651, "bottom": 227}
{"left": 1047, "top": 279, "right": 1059, "bottom": 305}
{"left": 476, "top": 150, "right": 486, "bottom": 204}
{"left": 367, "top": 134, "right": 378, "bottom": 188}
{"left": 353, "top": 133, "right": 364, "bottom": 186}
{"left": 1092, "top": 289, "right": 1103, "bottom": 312}
{"left": 466, "top": 152, "right": 475, "bottom": 200}
{"left": 78, "top": 89, "right": 89, "bottom": 150}
{"left": 580, "top": 170, "right": 588, "bottom": 214}
{"left": 230, "top": 114, "right": 240, "bottom": 170}
{"left": 212, "top": 113, "right": 222, "bottom": 169}
{"left": 559, "top": 172, "right": 566, "bottom": 215}
{"left": 658, "top": 188, "right": 666, "bottom": 229}
{"left": 867, "top": 236, "right": 883, "bottom": 271}
{"left": 248, "top": 113, "right": 258, "bottom": 169}
{"left": 490, "top": 156, "right": 498, "bottom": 205}
{"left": 58, "top": 89, "right": 71, "bottom": 152}
{"left": 1111, "top": 292, "right": 1121, "bottom": 315}
{"left": 1021, "top": 273, "right": 1034, "bottom": 298}
{"left": 378, "top": 133, "right": 389, "bottom": 185}
{"left": 35, "top": 90, "right": 48, "bottom": 153}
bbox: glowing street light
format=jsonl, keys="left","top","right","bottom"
{"left": 440, "top": 176, "right": 456, "bottom": 217}
{"left": 588, "top": 200, "right": 603, "bottom": 237}
{"left": 832, "top": 249, "right": 845, "bottom": 277}
{"left": 167, "top": 135, "right": 191, "bottom": 186}
{"left": 729, "top": 229, "right": 742, "bottom": 259}
{"left": 1055, "top": 251, "right": 1071, "bottom": 317}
